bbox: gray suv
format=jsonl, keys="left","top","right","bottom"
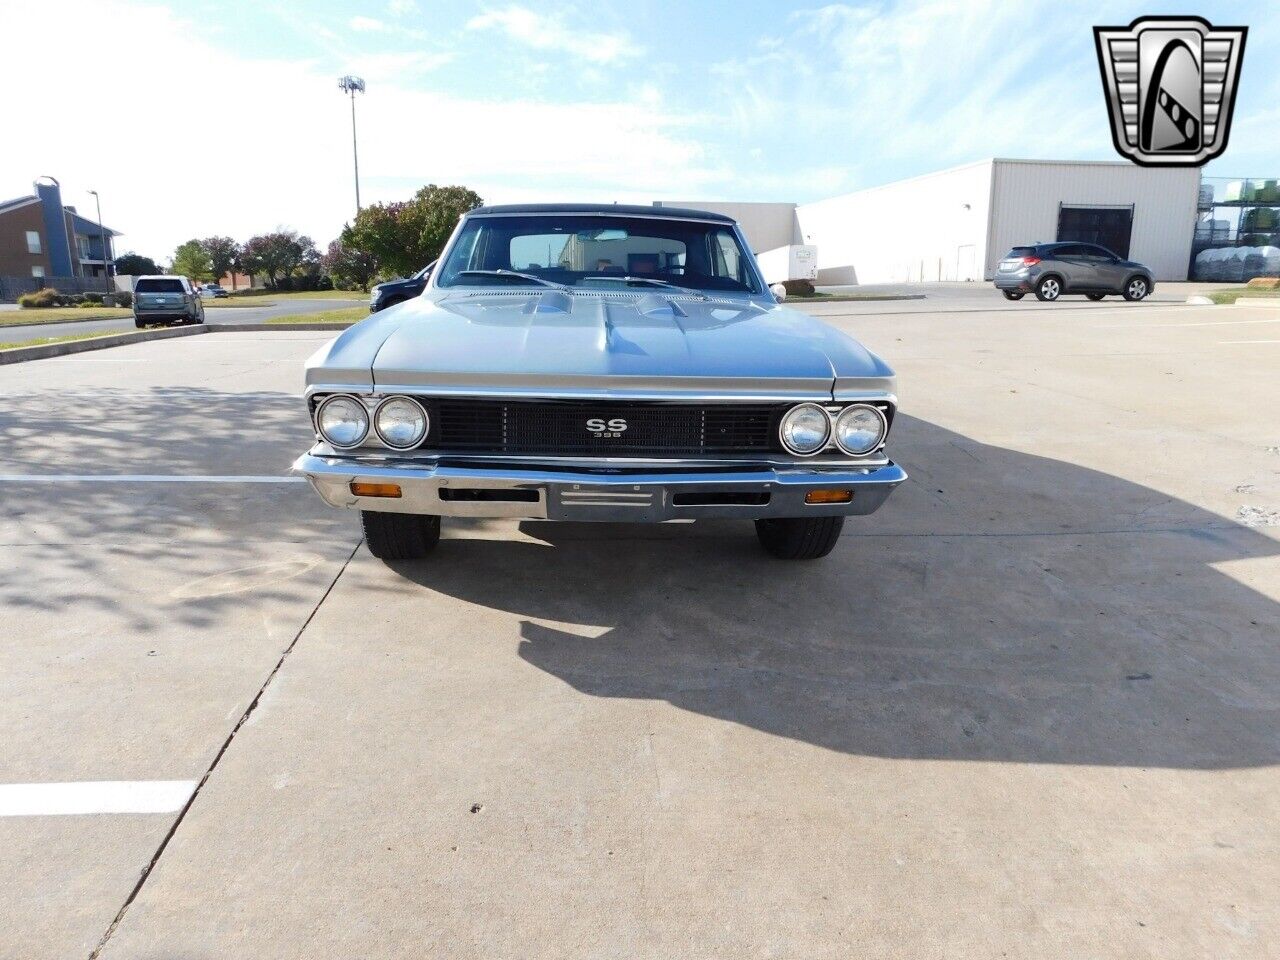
{"left": 994, "top": 243, "right": 1154, "bottom": 302}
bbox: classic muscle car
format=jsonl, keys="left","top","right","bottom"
{"left": 293, "top": 204, "right": 905, "bottom": 560}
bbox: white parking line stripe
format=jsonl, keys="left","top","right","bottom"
{"left": 0, "top": 780, "right": 196, "bottom": 816}
{"left": 1218, "top": 339, "right": 1280, "bottom": 344}
{"left": 0, "top": 474, "right": 305, "bottom": 483}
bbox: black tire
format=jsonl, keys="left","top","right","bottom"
{"left": 134, "top": 320, "right": 146, "bottom": 329}
{"left": 1034, "top": 275, "right": 1063, "bottom": 302}
{"left": 1086, "top": 293, "right": 1106, "bottom": 301}
{"left": 361, "top": 511, "right": 441, "bottom": 560}
{"left": 1123, "top": 276, "right": 1150, "bottom": 301}
{"left": 1002, "top": 290, "right": 1024, "bottom": 301}
{"left": 754, "top": 516, "right": 845, "bottom": 560}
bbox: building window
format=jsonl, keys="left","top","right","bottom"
{"left": 31, "top": 265, "right": 45, "bottom": 278}
{"left": 26, "top": 230, "right": 41, "bottom": 254}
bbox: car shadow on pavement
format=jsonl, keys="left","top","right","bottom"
{"left": 390, "top": 414, "right": 1280, "bottom": 770}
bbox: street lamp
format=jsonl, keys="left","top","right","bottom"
{"left": 337, "top": 75, "right": 366, "bottom": 217}
{"left": 87, "top": 190, "right": 111, "bottom": 296}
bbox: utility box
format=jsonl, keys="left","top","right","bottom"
{"left": 756, "top": 244, "right": 818, "bottom": 285}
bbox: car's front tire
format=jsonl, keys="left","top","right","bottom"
{"left": 361, "top": 511, "right": 441, "bottom": 560}
{"left": 1002, "top": 290, "right": 1024, "bottom": 301}
{"left": 754, "top": 517, "right": 844, "bottom": 560}
{"left": 1034, "top": 276, "right": 1062, "bottom": 302}
{"left": 1123, "top": 276, "right": 1150, "bottom": 301}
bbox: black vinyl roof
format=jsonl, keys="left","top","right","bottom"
{"left": 468, "top": 203, "right": 736, "bottom": 223}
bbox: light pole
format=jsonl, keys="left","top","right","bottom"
{"left": 87, "top": 190, "right": 111, "bottom": 296}
{"left": 337, "top": 76, "right": 366, "bottom": 217}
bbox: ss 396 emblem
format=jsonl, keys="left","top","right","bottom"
{"left": 586, "top": 417, "right": 628, "bottom": 438}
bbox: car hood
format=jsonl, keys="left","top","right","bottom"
{"left": 307, "top": 290, "right": 894, "bottom": 399}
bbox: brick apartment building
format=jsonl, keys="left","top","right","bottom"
{"left": 0, "top": 177, "right": 120, "bottom": 298}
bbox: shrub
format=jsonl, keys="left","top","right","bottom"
{"left": 18, "top": 288, "right": 58, "bottom": 308}
{"left": 78, "top": 300, "right": 99, "bottom": 308}
{"left": 83, "top": 291, "right": 105, "bottom": 304}
{"left": 113, "top": 291, "right": 133, "bottom": 307}
{"left": 782, "top": 279, "right": 816, "bottom": 297}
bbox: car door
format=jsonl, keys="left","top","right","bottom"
{"left": 1084, "top": 245, "right": 1127, "bottom": 291}
{"left": 1050, "top": 244, "right": 1096, "bottom": 291}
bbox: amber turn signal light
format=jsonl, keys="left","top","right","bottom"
{"left": 350, "top": 481, "right": 402, "bottom": 498}
{"left": 805, "top": 489, "right": 853, "bottom": 505}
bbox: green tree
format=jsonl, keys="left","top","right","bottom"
{"left": 113, "top": 252, "right": 160, "bottom": 276}
{"left": 199, "top": 236, "right": 241, "bottom": 287}
{"left": 171, "top": 239, "right": 214, "bottom": 282}
{"left": 343, "top": 184, "right": 482, "bottom": 279}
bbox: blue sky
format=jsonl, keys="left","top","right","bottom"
{"left": 2, "top": 0, "right": 1275, "bottom": 259}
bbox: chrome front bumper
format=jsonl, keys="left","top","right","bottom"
{"left": 293, "top": 453, "right": 906, "bottom": 522}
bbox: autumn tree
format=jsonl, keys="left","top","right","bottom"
{"left": 199, "top": 236, "right": 241, "bottom": 288}
{"left": 322, "top": 238, "right": 378, "bottom": 291}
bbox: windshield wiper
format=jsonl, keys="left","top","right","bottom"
{"left": 580, "top": 276, "right": 708, "bottom": 299}
{"left": 456, "top": 269, "right": 567, "bottom": 290}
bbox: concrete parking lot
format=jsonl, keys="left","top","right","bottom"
{"left": 1, "top": 298, "right": 1277, "bottom": 958}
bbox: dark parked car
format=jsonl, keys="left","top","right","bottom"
{"left": 994, "top": 243, "right": 1154, "bottom": 302}
{"left": 369, "top": 261, "right": 435, "bottom": 313}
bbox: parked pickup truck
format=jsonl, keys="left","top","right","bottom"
{"left": 133, "top": 276, "right": 205, "bottom": 327}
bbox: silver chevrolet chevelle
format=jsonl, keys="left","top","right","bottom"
{"left": 293, "top": 204, "right": 905, "bottom": 560}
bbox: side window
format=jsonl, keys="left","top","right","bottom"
{"left": 31, "top": 265, "right": 45, "bottom": 278}
{"left": 1052, "top": 244, "right": 1085, "bottom": 258}
{"left": 711, "top": 230, "right": 742, "bottom": 281}
{"left": 26, "top": 230, "right": 41, "bottom": 254}
{"left": 1085, "top": 245, "right": 1116, "bottom": 261}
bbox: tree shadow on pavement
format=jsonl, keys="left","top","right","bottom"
{"left": 389, "top": 414, "right": 1280, "bottom": 770}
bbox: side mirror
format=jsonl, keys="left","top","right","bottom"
{"left": 770, "top": 283, "right": 788, "bottom": 301}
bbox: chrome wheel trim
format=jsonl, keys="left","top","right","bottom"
{"left": 1129, "top": 278, "right": 1147, "bottom": 299}
{"left": 1042, "top": 278, "right": 1060, "bottom": 299}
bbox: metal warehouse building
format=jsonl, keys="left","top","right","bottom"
{"left": 675, "top": 158, "right": 1202, "bottom": 284}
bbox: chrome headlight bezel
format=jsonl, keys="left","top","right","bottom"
{"left": 314, "top": 394, "right": 370, "bottom": 449}
{"left": 832, "top": 403, "right": 889, "bottom": 456}
{"left": 373, "top": 395, "right": 430, "bottom": 450}
{"left": 779, "top": 402, "right": 832, "bottom": 456}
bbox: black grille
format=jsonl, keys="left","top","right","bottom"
{"left": 431, "top": 400, "right": 780, "bottom": 456}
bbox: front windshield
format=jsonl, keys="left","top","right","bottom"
{"left": 436, "top": 214, "right": 761, "bottom": 294}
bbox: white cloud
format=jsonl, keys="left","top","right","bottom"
{"left": 349, "top": 15, "right": 386, "bottom": 33}
{"left": 387, "top": 0, "right": 417, "bottom": 15}
{"left": 0, "top": 0, "right": 710, "bottom": 258}
{"left": 466, "top": 5, "right": 640, "bottom": 65}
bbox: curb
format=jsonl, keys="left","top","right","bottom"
{"left": 0, "top": 325, "right": 208, "bottom": 365}
{"left": 1232, "top": 297, "right": 1280, "bottom": 306}
{"left": 206, "top": 323, "right": 354, "bottom": 332}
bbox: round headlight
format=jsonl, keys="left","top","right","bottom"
{"left": 833, "top": 404, "right": 887, "bottom": 455}
{"left": 374, "top": 396, "right": 428, "bottom": 449}
{"left": 315, "top": 394, "right": 369, "bottom": 448}
{"left": 779, "top": 402, "right": 831, "bottom": 455}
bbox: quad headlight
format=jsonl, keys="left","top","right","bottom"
{"left": 374, "top": 396, "right": 429, "bottom": 449}
{"left": 833, "top": 403, "right": 888, "bottom": 455}
{"left": 779, "top": 402, "right": 831, "bottom": 455}
{"left": 315, "top": 394, "right": 370, "bottom": 449}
